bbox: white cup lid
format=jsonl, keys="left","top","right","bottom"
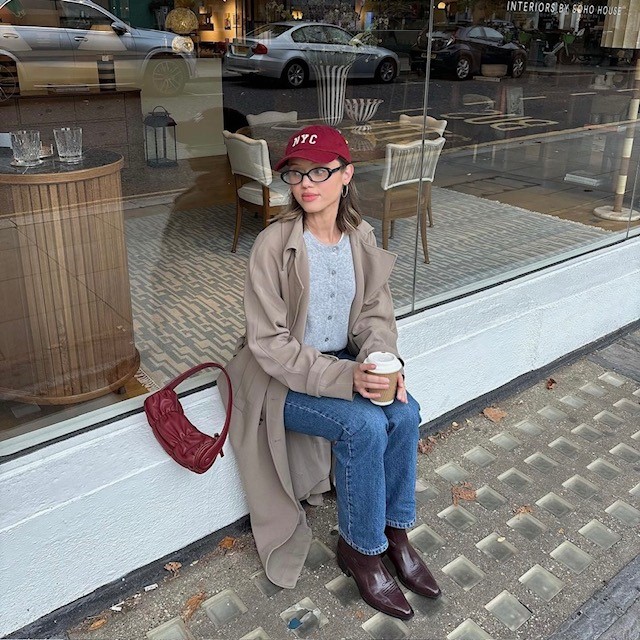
{"left": 364, "top": 351, "right": 402, "bottom": 373}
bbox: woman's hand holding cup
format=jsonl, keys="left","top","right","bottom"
{"left": 355, "top": 352, "right": 405, "bottom": 405}
{"left": 353, "top": 362, "right": 389, "bottom": 400}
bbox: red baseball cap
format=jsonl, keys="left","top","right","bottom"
{"left": 275, "top": 125, "right": 351, "bottom": 171}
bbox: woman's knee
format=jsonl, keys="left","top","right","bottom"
{"left": 407, "top": 398, "right": 422, "bottom": 428}
{"left": 343, "top": 403, "right": 388, "bottom": 443}
{"left": 387, "top": 396, "right": 421, "bottom": 436}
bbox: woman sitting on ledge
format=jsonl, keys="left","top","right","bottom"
{"left": 219, "top": 125, "right": 441, "bottom": 620}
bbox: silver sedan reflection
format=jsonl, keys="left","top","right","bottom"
{"left": 225, "top": 22, "right": 399, "bottom": 89}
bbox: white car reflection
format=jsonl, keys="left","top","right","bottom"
{"left": 225, "top": 22, "right": 399, "bottom": 89}
{"left": 0, "top": 0, "right": 196, "bottom": 100}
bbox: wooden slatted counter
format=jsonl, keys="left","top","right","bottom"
{"left": 0, "top": 149, "right": 139, "bottom": 404}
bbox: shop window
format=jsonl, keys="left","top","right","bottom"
{"left": 1, "top": 0, "right": 638, "bottom": 447}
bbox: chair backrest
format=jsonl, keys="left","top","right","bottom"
{"left": 382, "top": 137, "right": 446, "bottom": 191}
{"left": 223, "top": 129, "right": 273, "bottom": 186}
{"left": 399, "top": 114, "right": 447, "bottom": 135}
{"left": 246, "top": 111, "right": 298, "bottom": 126}
{"left": 0, "top": 133, "right": 11, "bottom": 148}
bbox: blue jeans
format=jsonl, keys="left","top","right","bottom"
{"left": 284, "top": 352, "right": 421, "bottom": 555}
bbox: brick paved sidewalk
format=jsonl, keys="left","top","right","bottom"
{"left": 15, "top": 331, "right": 640, "bottom": 640}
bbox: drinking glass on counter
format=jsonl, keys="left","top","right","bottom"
{"left": 54, "top": 127, "right": 83, "bottom": 163}
{"left": 10, "top": 130, "right": 42, "bottom": 166}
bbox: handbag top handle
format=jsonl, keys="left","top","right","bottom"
{"left": 162, "top": 362, "right": 233, "bottom": 438}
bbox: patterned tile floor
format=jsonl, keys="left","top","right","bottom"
{"left": 64, "top": 347, "right": 640, "bottom": 640}
{"left": 124, "top": 189, "right": 608, "bottom": 386}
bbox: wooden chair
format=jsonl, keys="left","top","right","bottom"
{"left": 222, "top": 129, "right": 290, "bottom": 252}
{"left": 246, "top": 110, "right": 298, "bottom": 126}
{"left": 398, "top": 113, "right": 448, "bottom": 136}
{"left": 359, "top": 137, "right": 446, "bottom": 263}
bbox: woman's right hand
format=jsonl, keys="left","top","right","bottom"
{"left": 353, "top": 362, "right": 389, "bottom": 400}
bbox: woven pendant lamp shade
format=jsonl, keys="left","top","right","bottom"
{"left": 165, "top": 8, "right": 198, "bottom": 34}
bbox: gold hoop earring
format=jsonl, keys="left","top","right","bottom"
{"left": 341, "top": 184, "right": 349, "bottom": 198}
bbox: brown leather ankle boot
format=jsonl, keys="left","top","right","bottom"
{"left": 384, "top": 526, "right": 441, "bottom": 599}
{"left": 336, "top": 536, "right": 414, "bottom": 620}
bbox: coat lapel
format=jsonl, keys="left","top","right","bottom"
{"left": 282, "top": 218, "right": 308, "bottom": 339}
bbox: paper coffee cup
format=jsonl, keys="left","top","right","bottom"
{"left": 364, "top": 352, "right": 402, "bottom": 406}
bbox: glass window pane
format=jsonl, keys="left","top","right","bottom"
{"left": 291, "top": 26, "right": 308, "bottom": 43}
{"left": 1, "top": 0, "right": 638, "bottom": 443}
{"left": 324, "top": 26, "right": 352, "bottom": 45}
{"left": 410, "top": 4, "right": 639, "bottom": 312}
{"left": 303, "top": 25, "right": 327, "bottom": 44}
{"left": 248, "top": 24, "right": 289, "bottom": 38}
{"left": 484, "top": 27, "right": 504, "bottom": 41}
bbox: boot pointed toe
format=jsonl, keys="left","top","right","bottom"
{"left": 337, "top": 537, "right": 414, "bottom": 620}
{"left": 384, "top": 527, "right": 442, "bottom": 599}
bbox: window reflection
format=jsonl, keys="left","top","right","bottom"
{"left": 0, "top": 0, "right": 638, "bottom": 440}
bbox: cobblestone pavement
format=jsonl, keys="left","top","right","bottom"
{"left": 52, "top": 333, "right": 640, "bottom": 640}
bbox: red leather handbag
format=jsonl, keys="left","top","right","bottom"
{"left": 144, "top": 363, "right": 233, "bottom": 474}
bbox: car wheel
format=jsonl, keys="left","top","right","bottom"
{"left": 375, "top": 58, "right": 397, "bottom": 83}
{"left": 0, "top": 59, "right": 19, "bottom": 102}
{"left": 455, "top": 55, "right": 472, "bottom": 80}
{"left": 510, "top": 54, "right": 526, "bottom": 78}
{"left": 145, "top": 57, "right": 188, "bottom": 97}
{"left": 282, "top": 60, "right": 308, "bottom": 89}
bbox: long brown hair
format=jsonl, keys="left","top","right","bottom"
{"left": 271, "top": 160, "right": 363, "bottom": 233}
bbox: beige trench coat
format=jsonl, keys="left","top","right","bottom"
{"left": 218, "top": 216, "right": 400, "bottom": 589}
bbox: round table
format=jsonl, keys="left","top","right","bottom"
{"left": 0, "top": 149, "right": 140, "bottom": 405}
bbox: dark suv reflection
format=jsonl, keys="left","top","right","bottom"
{"left": 0, "top": 0, "right": 196, "bottom": 100}
{"left": 410, "top": 24, "right": 527, "bottom": 80}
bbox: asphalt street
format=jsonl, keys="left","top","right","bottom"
{"left": 218, "top": 65, "right": 637, "bottom": 151}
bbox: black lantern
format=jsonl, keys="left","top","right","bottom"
{"left": 144, "top": 106, "right": 178, "bottom": 168}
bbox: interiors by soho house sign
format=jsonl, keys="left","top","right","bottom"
{"left": 506, "top": 1, "right": 623, "bottom": 14}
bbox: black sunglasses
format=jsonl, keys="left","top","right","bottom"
{"left": 280, "top": 166, "right": 342, "bottom": 185}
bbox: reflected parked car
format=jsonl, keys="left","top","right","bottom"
{"left": 410, "top": 24, "right": 527, "bottom": 80}
{"left": 225, "top": 22, "right": 399, "bottom": 89}
{"left": 0, "top": 0, "right": 196, "bottom": 101}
